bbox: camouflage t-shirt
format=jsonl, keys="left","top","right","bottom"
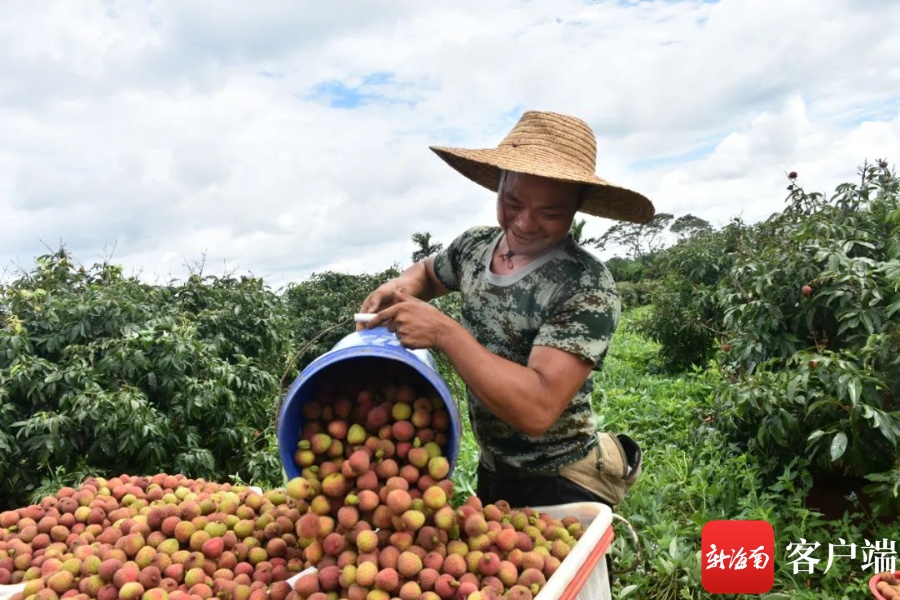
{"left": 432, "top": 225, "right": 621, "bottom": 473}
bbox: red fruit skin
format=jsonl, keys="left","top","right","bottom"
{"left": 802, "top": 285, "right": 812, "bottom": 296}
{"left": 721, "top": 344, "right": 731, "bottom": 353}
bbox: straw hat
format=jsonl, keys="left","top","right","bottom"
{"left": 430, "top": 110, "right": 655, "bottom": 224}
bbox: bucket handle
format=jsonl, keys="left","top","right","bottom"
{"left": 274, "top": 313, "right": 399, "bottom": 428}
{"left": 278, "top": 314, "right": 383, "bottom": 390}
{"left": 275, "top": 316, "right": 355, "bottom": 427}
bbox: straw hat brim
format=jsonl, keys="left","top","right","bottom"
{"left": 430, "top": 145, "right": 655, "bottom": 224}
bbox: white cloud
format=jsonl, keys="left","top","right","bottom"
{"left": 1, "top": 0, "right": 899, "bottom": 286}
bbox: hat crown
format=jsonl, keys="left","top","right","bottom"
{"left": 499, "top": 111, "right": 598, "bottom": 175}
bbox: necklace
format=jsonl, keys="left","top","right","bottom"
{"left": 497, "top": 232, "right": 564, "bottom": 270}
{"left": 498, "top": 241, "right": 517, "bottom": 269}
{"left": 497, "top": 233, "right": 541, "bottom": 270}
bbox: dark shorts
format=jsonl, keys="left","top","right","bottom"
{"left": 476, "top": 462, "right": 612, "bottom": 508}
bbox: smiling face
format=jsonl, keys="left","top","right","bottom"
{"left": 496, "top": 170, "right": 584, "bottom": 255}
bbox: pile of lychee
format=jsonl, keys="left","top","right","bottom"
{"left": 282, "top": 382, "right": 587, "bottom": 600}
{"left": 0, "top": 380, "right": 590, "bottom": 600}
{"left": 0, "top": 475, "right": 306, "bottom": 600}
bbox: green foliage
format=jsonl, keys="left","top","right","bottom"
{"left": 670, "top": 214, "right": 713, "bottom": 239}
{"left": 0, "top": 250, "right": 287, "bottom": 509}
{"left": 605, "top": 256, "right": 646, "bottom": 283}
{"left": 716, "top": 161, "right": 899, "bottom": 491}
{"left": 598, "top": 213, "right": 713, "bottom": 322}
{"left": 615, "top": 280, "right": 655, "bottom": 310}
{"left": 639, "top": 218, "right": 749, "bottom": 371}
{"left": 604, "top": 308, "right": 899, "bottom": 599}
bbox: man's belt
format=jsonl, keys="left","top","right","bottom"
{"left": 479, "top": 438, "right": 598, "bottom": 479}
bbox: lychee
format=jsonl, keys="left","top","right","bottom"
{"left": 427, "top": 457, "right": 450, "bottom": 480}
{"left": 378, "top": 545, "right": 399, "bottom": 571}
{"left": 354, "top": 561, "right": 377, "bottom": 588}
{"left": 321, "top": 473, "right": 347, "bottom": 499}
{"left": 399, "top": 509, "right": 425, "bottom": 532}
{"left": 398, "top": 580, "right": 423, "bottom": 600}
{"left": 347, "top": 424, "right": 367, "bottom": 446}
{"left": 433, "top": 573, "right": 457, "bottom": 599}
{"left": 392, "top": 421, "right": 415, "bottom": 442}
{"left": 506, "top": 584, "right": 533, "bottom": 600}
{"left": 346, "top": 450, "right": 370, "bottom": 477}
{"left": 317, "top": 564, "right": 340, "bottom": 592}
{"left": 396, "top": 551, "right": 422, "bottom": 579}
{"left": 285, "top": 477, "right": 311, "bottom": 500}
{"left": 355, "top": 530, "right": 378, "bottom": 554}
{"left": 386, "top": 489, "right": 412, "bottom": 516}
{"left": 422, "top": 486, "right": 447, "bottom": 510}
{"left": 375, "top": 459, "right": 399, "bottom": 480}
{"left": 326, "top": 420, "right": 348, "bottom": 440}
{"left": 293, "top": 571, "right": 319, "bottom": 597}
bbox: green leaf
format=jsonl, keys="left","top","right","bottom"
{"left": 786, "top": 373, "right": 802, "bottom": 400}
{"left": 847, "top": 378, "right": 861, "bottom": 405}
{"left": 807, "top": 430, "right": 827, "bottom": 442}
{"left": 830, "top": 432, "right": 848, "bottom": 462}
{"left": 887, "top": 298, "right": 900, "bottom": 318}
{"left": 669, "top": 537, "right": 680, "bottom": 561}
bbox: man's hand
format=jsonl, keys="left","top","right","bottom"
{"left": 356, "top": 280, "right": 407, "bottom": 331}
{"left": 365, "top": 291, "right": 453, "bottom": 349}
{"left": 355, "top": 258, "right": 452, "bottom": 331}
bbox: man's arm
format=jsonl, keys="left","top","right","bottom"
{"left": 366, "top": 295, "right": 592, "bottom": 436}
{"left": 420, "top": 256, "right": 452, "bottom": 302}
{"left": 436, "top": 323, "right": 593, "bottom": 437}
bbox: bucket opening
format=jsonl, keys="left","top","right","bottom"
{"left": 278, "top": 354, "right": 462, "bottom": 482}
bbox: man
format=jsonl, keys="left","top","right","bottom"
{"left": 359, "top": 110, "right": 653, "bottom": 509}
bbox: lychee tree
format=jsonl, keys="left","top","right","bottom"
{"left": 0, "top": 252, "right": 288, "bottom": 509}
{"left": 637, "top": 217, "right": 748, "bottom": 371}
{"left": 714, "top": 160, "right": 900, "bottom": 510}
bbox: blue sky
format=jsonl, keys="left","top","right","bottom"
{"left": 1, "top": 0, "right": 899, "bottom": 286}
{"left": 308, "top": 72, "right": 420, "bottom": 109}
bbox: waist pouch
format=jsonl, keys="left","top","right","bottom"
{"left": 558, "top": 432, "right": 643, "bottom": 506}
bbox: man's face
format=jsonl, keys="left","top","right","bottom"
{"left": 496, "top": 171, "right": 582, "bottom": 255}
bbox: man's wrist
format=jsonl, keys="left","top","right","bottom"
{"left": 433, "top": 313, "right": 457, "bottom": 352}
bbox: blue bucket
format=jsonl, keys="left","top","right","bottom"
{"left": 276, "top": 325, "right": 462, "bottom": 482}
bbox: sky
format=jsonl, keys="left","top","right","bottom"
{"left": 2, "top": 0, "right": 900, "bottom": 289}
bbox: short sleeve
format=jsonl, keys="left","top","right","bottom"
{"left": 432, "top": 226, "right": 492, "bottom": 292}
{"left": 532, "top": 274, "right": 621, "bottom": 369}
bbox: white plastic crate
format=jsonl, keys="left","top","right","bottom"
{"left": 0, "top": 583, "right": 24, "bottom": 600}
{"left": 533, "top": 501, "right": 614, "bottom": 600}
